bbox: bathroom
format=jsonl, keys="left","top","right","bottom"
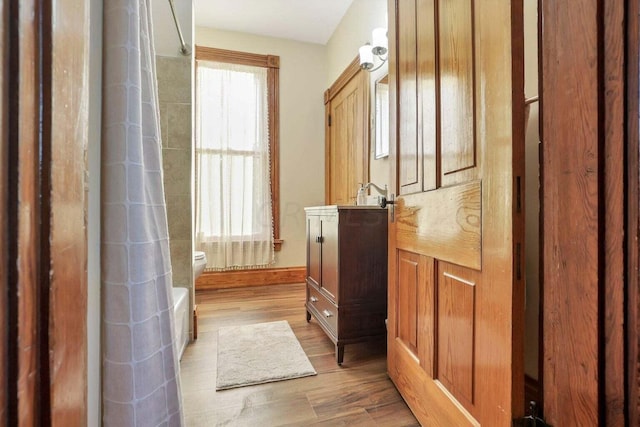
{"left": 0, "top": 0, "right": 638, "bottom": 425}
{"left": 152, "top": 0, "right": 542, "bottom": 381}
{"left": 151, "top": 0, "right": 387, "bottom": 352}
{"left": 2, "top": 0, "right": 633, "bottom": 425}
{"left": 152, "top": 0, "right": 543, "bottom": 421}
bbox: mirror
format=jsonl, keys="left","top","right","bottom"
{"left": 374, "top": 74, "right": 389, "bottom": 159}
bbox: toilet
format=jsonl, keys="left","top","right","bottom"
{"left": 193, "top": 250, "right": 207, "bottom": 280}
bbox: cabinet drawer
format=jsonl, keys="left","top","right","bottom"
{"left": 307, "top": 285, "right": 338, "bottom": 336}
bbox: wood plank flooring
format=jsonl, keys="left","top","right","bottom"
{"left": 180, "top": 283, "right": 419, "bottom": 426}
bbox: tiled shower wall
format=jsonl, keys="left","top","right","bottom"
{"left": 156, "top": 55, "right": 193, "bottom": 335}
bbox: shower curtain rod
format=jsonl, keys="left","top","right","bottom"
{"left": 168, "top": 0, "right": 190, "bottom": 56}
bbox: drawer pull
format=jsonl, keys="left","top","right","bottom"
{"left": 310, "top": 296, "right": 318, "bottom": 303}
{"left": 323, "top": 309, "right": 333, "bottom": 318}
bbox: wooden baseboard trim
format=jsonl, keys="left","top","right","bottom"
{"left": 196, "top": 266, "right": 306, "bottom": 290}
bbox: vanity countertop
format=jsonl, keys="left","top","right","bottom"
{"left": 304, "top": 205, "right": 386, "bottom": 214}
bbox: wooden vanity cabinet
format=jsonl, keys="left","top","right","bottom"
{"left": 304, "top": 206, "right": 388, "bottom": 364}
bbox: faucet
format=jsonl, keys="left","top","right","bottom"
{"left": 356, "top": 182, "right": 387, "bottom": 205}
{"left": 362, "top": 182, "right": 387, "bottom": 197}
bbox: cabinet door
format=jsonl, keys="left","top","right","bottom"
{"left": 326, "top": 67, "right": 369, "bottom": 205}
{"left": 307, "top": 215, "right": 321, "bottom": 287}
{"left": 320, "top": 215, "right": 339, "bottom": 302}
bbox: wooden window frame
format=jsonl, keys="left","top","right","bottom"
{"left": 195, "top": 45, "right": 282, "bottom": 251}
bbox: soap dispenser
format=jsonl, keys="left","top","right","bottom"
{"left": 356, "top": 184, "right": 366, "bottom": 206}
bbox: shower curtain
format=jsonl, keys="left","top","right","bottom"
{"left": 102, "top": 0, "right": 183, "bottom": 426}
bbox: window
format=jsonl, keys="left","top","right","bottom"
{"left": 195, "top": 46, "right": 281, "bottom": 270}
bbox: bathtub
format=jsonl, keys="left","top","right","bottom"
{"left": 172, "top": 287, "right": 189, "bottom": 360}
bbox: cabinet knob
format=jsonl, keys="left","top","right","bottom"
{"left": 322, "top": 309, "right": 333, "bottom": 318}
{"left": 315, "top": 236, "right": 324, "bottom": 243}
{"left": 310, "top": 296, "right": 318, "bottom": 303}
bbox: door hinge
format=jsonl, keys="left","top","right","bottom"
{"left": 515, "top": 242, "right": 522, "bottom": 281}
{"left": 327, "top": 114, "right": 331, "bottom": 127}
{"left": 516, "top": 175, "right": 522, "bottom": 213}
{"left": 512, "top": 401, "right": 552, "bottom": 427}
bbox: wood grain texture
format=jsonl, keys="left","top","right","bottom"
{"left": 16, "top": 1, "right": 41, "bottom": 424}
{"left": 324, "top": 100, "right": 331, "bottom": 203}
{"left": 397, "top": 252, "right": 419, "bottom": 355}
{"left": 438, "top": 0, "right": 476, "bottom": 184}
{"left": 387, "top": 333, "right": 478, "bottom": 427}
{"left": 437, "top": 263, "right": 477, "bottom": 408}
{"left": 47, "top": 0, "right": 89, "bottom": 423}
{"left": 180, "top": 283, "right": 419, "bottom": 427}
{"left": 267, "top": 66, "right": 281, "bottom": 251}
{"left": 195, "top": 46, "right": 280, "bottom": 69}
{"left": 0, "top": 0, "right": 7, "bottom": 423}
{"left": 469, "top": 2, "right": 525, "bottom": 421}
{"left": 395, "top": 180, "right": 481, "bottom": 270}
{"left": 388, "top": 0, "right": 525, "bottom": 424}
{"left": 392, "top": 251, "right": 435, "bottom": 377}
{"left": 325, "top": 56, "right": 361, "bottom": 103}
{"left": 627, "top": 0, "right": 640, "bottom": 424}
{"left": 196, "top": 267, "right": 305, "bottom": 290}
{"left": 326, "top": 70, "right": 369, "bottom": 205}
{"left": 318, "top": 213, "right": 338, "bottom": 301}
{"left": 398, "top": 0, "right": 421, "bottom": 194}
{"left": 305, "top": 207, "right": 388, "bottom": 364}
{"left": 417, "top": 0, "right": 437, "bottom": 191}
{"left": 540, "top": 2, "right": 632, "bottom": 424}
{"left": 603, "top": 1, "right": 626, "bottom": 425}
{"left": 540, "top": 1, "right": 601, "bottom": 424}
{"left": 324, "top": 58, "right": 369, "bottom": 206}
{"left": 329, "top": 83, "right": 357, "bottom": 204}
{"left": 307, "top": 215, "right": 322, "bottom": 289}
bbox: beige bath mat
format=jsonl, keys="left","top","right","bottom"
{"left": 216, "top": 320, "right": 317, "bottom": 390}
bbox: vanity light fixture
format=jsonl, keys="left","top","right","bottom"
{"left": 359, "top": 28, "right": 388, "bottom": 72}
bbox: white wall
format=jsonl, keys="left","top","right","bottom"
{"left": 326, "top": 0, "right": 387, "bottom": 86}
{"left": 152, "top": 0, "right": 193, "bottom": 57}
{"left": 326, "top": 0, "right": 390, "bottom": 199}
{"left": 195, "top": 28, "right": 327, "bottom": 267}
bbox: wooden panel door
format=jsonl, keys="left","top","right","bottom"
{"left": 325, "top": 61, "right": 369, "bottom": 205}
{"left": 387, "top": 0, "right": 525, "bottom": 425}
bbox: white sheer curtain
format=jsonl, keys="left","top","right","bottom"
{"left": 195, "top": 61, "right": 275, "bottom": 270}
{"left": 102, "top": 0, "right": 183, "bottom": 426}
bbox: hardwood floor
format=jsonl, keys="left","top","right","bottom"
{"left": 180, "top": 283, "right": 419, "bottom": 426}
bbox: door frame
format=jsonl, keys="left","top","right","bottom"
{"left": 539, "top": 0, "right": 634, "bottom": 425}
{"left": 626, "top": 0, "right": 640, "bottom": 424}
{"left": 1, "top": 1, "right": 89, "bottom": 425}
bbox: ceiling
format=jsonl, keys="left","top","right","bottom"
{"left": 193, "top": 0, "right": 355, "bottom": 45}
